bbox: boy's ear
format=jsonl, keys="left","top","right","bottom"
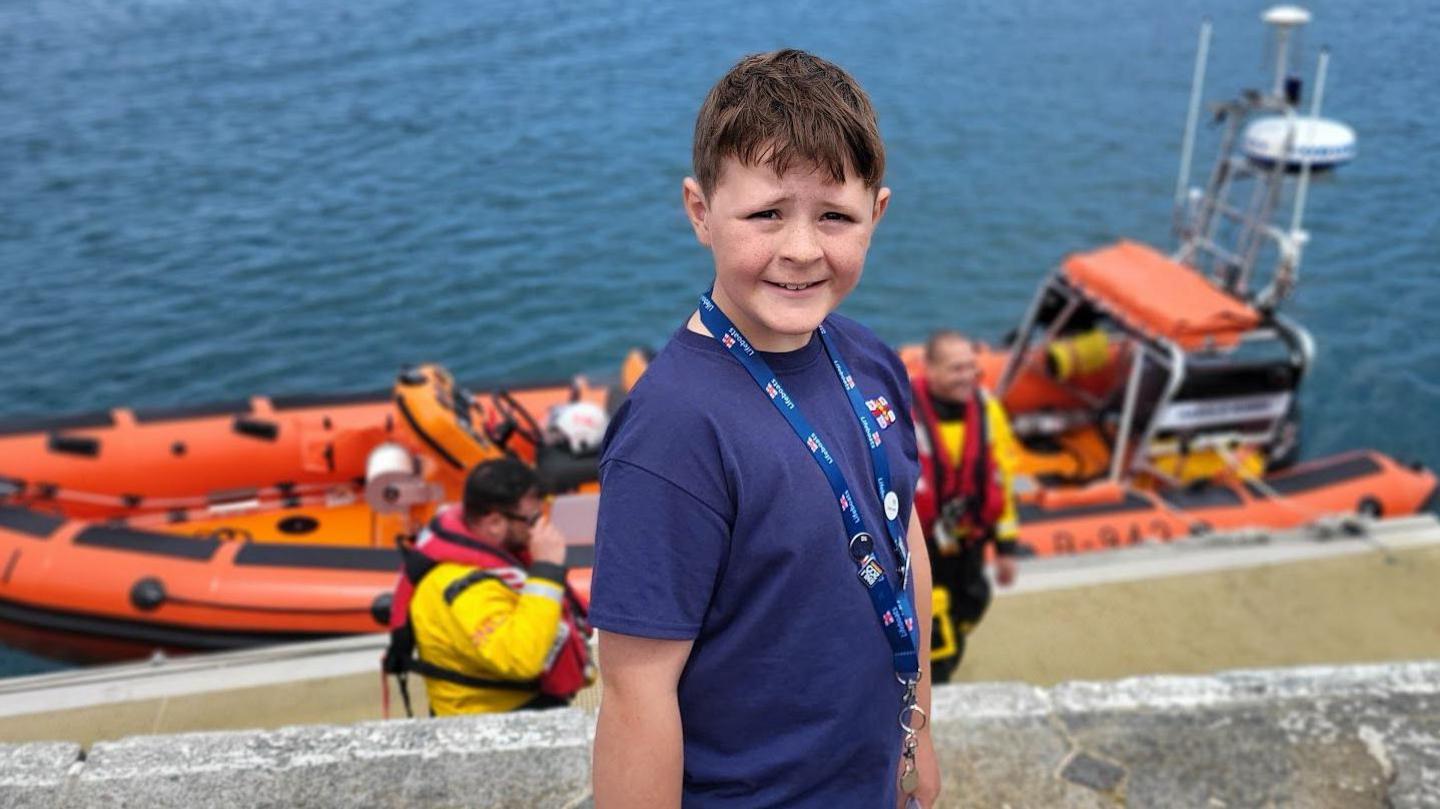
{"left": 871, "top": 187, "right": 892, "bottom": 226}
{"left": 682, "top": 177, "right": 712, "bottom": 247}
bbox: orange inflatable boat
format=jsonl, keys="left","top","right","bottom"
{"left": 0, "top": 364, "right": 624, "bottom": 662}
{"left": 896, "top": 239, "right": 1437, "bottom": 557}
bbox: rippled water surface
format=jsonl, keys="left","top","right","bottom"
{"left": 1, "top": 0, "right": 1436, "bottom": 673}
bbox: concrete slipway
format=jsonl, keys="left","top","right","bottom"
{"left": 0, "top": 515, "right": 1437, "bottom": 806}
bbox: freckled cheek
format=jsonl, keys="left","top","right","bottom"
{"left": 731, "top": 246, "right": 773, "bottom": 277}
{"left": 712, "top": 228, "right": 775, "bottom": 277}
{"left": 825, "top": 242, "right": 870, "bottom": 279}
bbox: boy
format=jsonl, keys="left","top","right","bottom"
{"left": 590, "top": 50, "right": 939, "bottom": 808}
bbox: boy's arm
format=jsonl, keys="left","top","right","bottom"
{"left": 593, "top": 631, "right": 693, "bottom": 809}
{"left": 903, "top": 506, "right": 942, "bottom": 808}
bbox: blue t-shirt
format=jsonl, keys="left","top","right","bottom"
{"left": 591, "top": 313, "right": 919, "bottom": 809}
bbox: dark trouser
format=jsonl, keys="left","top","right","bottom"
{"left": 929, "top": 540, "right": 992, "bottom": 683}
{"left": 428, "top": 692, "right": 569, "bottom": 717}
{"left": 519, "top": 693, "right": 571, "bottom": 711}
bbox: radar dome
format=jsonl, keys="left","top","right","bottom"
{"left": 1241, "top": 115, "right": 1356, "bottom": 170}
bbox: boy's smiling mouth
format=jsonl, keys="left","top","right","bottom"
{"left": 765, "top": 280, "right": 826, "bottom": 292}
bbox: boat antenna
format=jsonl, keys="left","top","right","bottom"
{"left": 1264, "top": 5, "right": 1311, "bottom": 99}
{"left": 1173, "top": 17, "right": 1213, "bottom": 221}
{"left": 1288, "top": 47, "right": 1329, "bottom": 236}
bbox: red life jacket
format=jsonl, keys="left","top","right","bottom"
{"left": 912, "top": 376, "right": 1005, "bottom": 541}
{"left": 384, "top": 506, "right": 593, "bottom": 706}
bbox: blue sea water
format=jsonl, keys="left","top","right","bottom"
{"left": 0, "top": 0, "right": 1436, "bottom": 674}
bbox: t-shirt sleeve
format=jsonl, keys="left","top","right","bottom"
{"left": 588, "top": 458, "right": 730, "bottom": 640}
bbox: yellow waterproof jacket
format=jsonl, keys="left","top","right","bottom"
{"left": 409, "top": 560, "right": 568, "bottom": 715}
{"left": 934, "top": 394, "right": 1021, "bottom": 546}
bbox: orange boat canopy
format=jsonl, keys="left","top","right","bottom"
{"left": 1061, "top": 240, "right": 1262, "bottom": 350}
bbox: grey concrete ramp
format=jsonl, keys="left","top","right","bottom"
{"left": 957, "top": 516, "right": 1440, "bottom": 686}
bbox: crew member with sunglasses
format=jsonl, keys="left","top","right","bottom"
{"left": 385, "top": 458, "right": 594, "bottom": 715}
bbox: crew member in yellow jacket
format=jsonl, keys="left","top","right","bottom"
{"left": 911, "top": 330, "right": 1021, "bottom": 682}
{"left": 388, "top": 459, "right": 593, "bottom": 715}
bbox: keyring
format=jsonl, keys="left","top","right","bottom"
{"left": 899, "top": 704, "right": 928, "bottom": 734}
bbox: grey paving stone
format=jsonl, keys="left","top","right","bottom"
{"left": 1060, "top": 751, "right": 1125, "bottom": 793}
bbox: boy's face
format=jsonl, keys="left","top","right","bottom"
{"left": 683, "top": 157, "right": 889, "bottom": 352}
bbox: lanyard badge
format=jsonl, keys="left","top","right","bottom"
{"left": 695, "top": 291, "right": 919, "bottom": 679}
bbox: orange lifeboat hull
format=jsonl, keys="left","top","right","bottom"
{"left": 1012, "top": 452, "right": 1435, "bottom": 556}
{"left": 0, "top": 377, "right": 605, "bottom": 663}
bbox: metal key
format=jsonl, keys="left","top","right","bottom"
{"left": 900, "top": 765, "right": 920, "bottom": 793}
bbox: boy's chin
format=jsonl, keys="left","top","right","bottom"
{"left": 753, "top": 313, "right": 827, "bottom": 348}
{"left": 768, "top": 304, "right": 831, "bottom": 332}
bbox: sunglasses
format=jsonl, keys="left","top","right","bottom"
{"left": 502, "top": 510, "right": 542, "bottom": 527}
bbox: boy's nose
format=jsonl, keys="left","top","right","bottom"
{"left": 778, "top": 222, "right": 823, "bottom": 265}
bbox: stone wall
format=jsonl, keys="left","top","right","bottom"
{"left": 3, "top": 661, "right": 1436, "bottom": 808}
{"left": 930, "top": 660, "right": 1439, "bottom": 807}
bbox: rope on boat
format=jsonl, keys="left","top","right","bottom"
{"left": 0, "top": 479, "right": 358, "bottom": 523}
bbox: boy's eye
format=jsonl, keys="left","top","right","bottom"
{"left": 748, "top": 210, "right": 780, "bottom": 220}
{"left": 821, "top": 212, "right": 855, "bottom": 222}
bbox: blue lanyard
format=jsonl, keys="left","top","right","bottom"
{"left": 696, "top": 291, "right": 919, "bottom": 678}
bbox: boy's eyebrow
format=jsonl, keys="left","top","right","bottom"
{"left": 818, "top": 196, "right": 865, "bottom": 214}
{"left": 751, "top": 193, "right": 792, "bottom": 209}
{"left": 748, "top": 193, "right": 864, "bottom": 213}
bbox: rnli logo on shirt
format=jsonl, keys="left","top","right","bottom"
{"left": 866, "top": 397, "right": 897, "bottom": 428}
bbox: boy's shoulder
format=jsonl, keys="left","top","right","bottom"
{"left": 823, "top": 313, "right": 908, "bottom": 376}
{"left": 625, "top": 326, "right": 735, "bottom": 406}
{"left": 823, "top": 311, "right": 884, "bottom": 349}
{"left": 598, "top": 326, "right": 741, "bottom": 515}
{"left": 599, "top": 327, "right": 732, "bottom": 461}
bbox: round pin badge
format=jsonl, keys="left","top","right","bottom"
{"left": 884, "top": 491, "right": 900, "bottom": 521}
{"left": 848, "top": 532, "right": 874, "bottom": 561}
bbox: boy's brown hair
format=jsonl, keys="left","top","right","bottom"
{"left": 692, "top": 49, "right": 885, "bottom": 196}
